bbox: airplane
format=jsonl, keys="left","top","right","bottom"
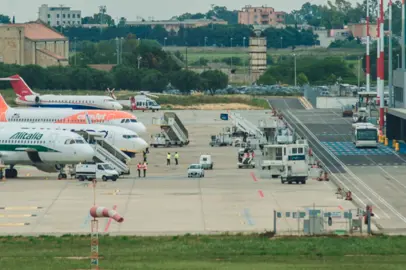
{"left": 0, "top": 95, "right": 147, "bottom": 135}
{"left": 0, "top": 122, "right": 148, "bottom": 158}
{"left": 0, "top": 74, "right": 123, "bottom": 110}
{"left": 0, "top": 127, "right": 94, "bottom": 179}
{"left": 113, "top": 91, "right": 161, "bottom": 112}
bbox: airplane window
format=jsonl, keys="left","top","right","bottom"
{"left": 65, "top": 139, "right": 75, "bottom": 144}
{"left": 130, "top": 119, "right": 137, "bottom": 123}
{"left": 120, "top": 119, "right": 124, "bottom": 123}
{"left": 75, "top": 140, "right": 85, "bottom": 144}
{"left": 123, "top": 135, "right": 138, "bottom": 139}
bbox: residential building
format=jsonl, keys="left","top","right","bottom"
{"left": 0, "top": 21, "right": 69, "bottom": 67}
{"left": 38, "top": 4, "right": 81, "bottom": 27}
{"left": 238, "top": 5, "right": 286, "bottom": 26}
{"left": 125, "top": 19, "right": 227, "bottom": 33}
{"left": 347, "top": 23, "right": 377, "bottom": 39}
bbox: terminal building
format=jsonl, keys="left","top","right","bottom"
{"left": 386, "top": 69, "right": 406, "bottom": 141}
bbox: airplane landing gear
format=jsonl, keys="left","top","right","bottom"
{"left": 57, "top": 165, "right": 67, "bottom": 180}
{"left": 5, "top": 165, "right": 17, "bottom": 178}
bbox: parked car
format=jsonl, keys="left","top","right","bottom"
{"left": 342, "top": 105, "right": 354, "bottom": 117}
{"left": 187, "top": 164, "right": 205, "bottom": 178}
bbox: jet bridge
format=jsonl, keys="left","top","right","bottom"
{"left": 76, "top": 131, "right": 130, "bottom": 175}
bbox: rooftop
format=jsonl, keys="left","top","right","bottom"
{"left": 1, "top": 22, "right": 67, "bottom": 41}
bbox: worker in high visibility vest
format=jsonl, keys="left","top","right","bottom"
{"left": 167, "top": 153, "right": 171, "bottom": 166}
{"left": 142, "top": 162, "right": 147, "bottom": 177}
{"left": 174, "top": 152, "right": 179, "bottom": 165}
{"left": 137, "top": 162, "right": 142, "bottom": 177}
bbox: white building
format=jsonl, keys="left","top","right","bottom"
{"left": 38, "top": 4, "right": 81, "bottom": 27}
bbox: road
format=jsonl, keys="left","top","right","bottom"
{"left": 269, "top": 98, "right": 406, "bottom": 233}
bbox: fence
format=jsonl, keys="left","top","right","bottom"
{"left": 273, "top": 205, "right": 370, "bottom": 236}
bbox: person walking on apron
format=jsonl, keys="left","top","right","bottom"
{"left": 137, "top": 162, "right": 142, "bottom": 177}
{"left": 167, "top": 152, "right": 171, "bottom": 166}
{"left": 174, "top": 152, "right": 179, "bottom": 165}
{"left": 143, "top": 162, "right": 147, "bottom": 177}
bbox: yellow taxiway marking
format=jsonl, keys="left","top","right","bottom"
{"left": 0, "top": 223, "right": 30, "bottom": 227}
{"left": 0, "top": 214, "right": 37, "bottom": 218}
{"left": 0, "top": 207, "right": 42, "bottom": 210}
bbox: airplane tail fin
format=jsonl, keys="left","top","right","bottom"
{"left": 8, "top": 75, "right": 36, "bottom": 97}
{"left": 0, "top": 94, "right": 10, "bottom": 113}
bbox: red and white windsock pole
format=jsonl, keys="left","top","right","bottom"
{"left": 403, "top": 0, "right": 406, "bottom": 69}
{"left": 376, "top": 16, "right": 380, "bottom": 100}
{"left": 379, "top": 0, "right": 385, "bottom": 130}
{"left": 90, "top": 206, "right": 124, "bottom": 223}
{"left": 366, "top": 0, "right": 371, "bottom": 92}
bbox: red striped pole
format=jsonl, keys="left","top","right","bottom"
{"left": 366, "top": 0, "right": 371, "bottom": 92}
{"left": 379, "top": 0, "right": 385, "bottom": 130}
{"left": 376, "top": 16, "right": 380, "bottom": 99}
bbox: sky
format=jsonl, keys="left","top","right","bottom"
{"left": 3, "top": 0, "right": 364, "bottom": 23}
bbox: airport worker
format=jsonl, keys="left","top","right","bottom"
{"left": 167, "top": 152, "right": 171, "bottom": 166}
{"left": 137, "top": 162, "right": 142, "bottom": 177}
{"left": 143, "top": 162, "right": 147, "bottom": 177}
{"left": 174, "top": 152, "right": 179, "bottom": 165}
{"left": 143, "top": 151, "right": 147, "bottom": 162}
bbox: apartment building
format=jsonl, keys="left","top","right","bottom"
{"left": 238, "top": 5, "right": 285, "bottom": 26}
{"left": 38, "top": 4, "right": 82, "bottom": 27}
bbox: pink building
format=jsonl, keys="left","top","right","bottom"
{"left": 238, "top": 5, "right": 285, "bottom": 26}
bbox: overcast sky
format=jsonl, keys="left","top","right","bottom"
{"left": 3, "top": 0, "right": 363, "bottom": 23}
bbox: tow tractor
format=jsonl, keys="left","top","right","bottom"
{"left": 237, "top": 147, "right": 255, "bottom": 169}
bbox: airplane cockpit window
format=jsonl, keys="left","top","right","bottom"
{"left": 75, "top": 139, "right": 85, "bottom": 144}
{"left": 130, "top": 119, "right": 137, "bottom": 123}
{"left": 65, "top": 139, "right": 76, "bottom": 144}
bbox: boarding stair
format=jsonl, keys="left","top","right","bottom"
{"left": 229, "top": 112, "right": 264, "bottom": 138}
{"left": 92, "top": 137, "right": 130, "bottom": 175}
{"left": 152, "top": 112, "right": 189, "bottom": 145}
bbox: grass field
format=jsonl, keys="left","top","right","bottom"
{"left": 0, "top": 89, "right": 270, "bottom": 109}
{"left": 0, "top": 234, "right": 406, "bottom": 269}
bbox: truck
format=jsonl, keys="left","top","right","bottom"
{"left": 151, "top": 112, "right": 189, "bottom": 147}
{"left": 75, "top": 163, "right": 119, "bottom": 182}
{"left": 209, "top": 133, "right": 233, "bottom": 147}
{"left": 199, "top": 154, "right": 213, "bottom": 169}
{"left": 280, "top": 143, "right": 309, "bottom": 184}
{"left": 261, "top": 145, "right": 284, "bottom": 178}
{"left": 237, "top": 148, "right": 255, "bottom": 169}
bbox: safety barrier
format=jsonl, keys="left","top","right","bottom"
{"left": 273, "top": 206, "right": 366, "bottom": 235}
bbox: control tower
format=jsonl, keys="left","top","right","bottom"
{"left": 249, "top": 27, "right": 267, "bottom": 82}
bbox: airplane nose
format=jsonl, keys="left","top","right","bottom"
{"left": 135, "top": 138, "right": 148, "bottom": 151}
{"left": 115, "top": 103, "right": 123, "bottom": 110}
{"left": 138, "top": 123, "right": 147, "bottom": 134}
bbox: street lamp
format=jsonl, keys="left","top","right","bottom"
{"left": 230, "top": 37, "right": 233, "bottom": 69}
{"left": 204, "top": 36, "right": 208, "bottom": 47}
{"left": 164, "top": 37, "right": 167, "bottom": 47}
{"left": 137, "top": 56, "right": 142, "bottom": 69}
{"left": 243, "top": 37, "right": 246, "bottom": 48}
{"left": 397, "top": 54, "right": 400, "bottom": 69}
{"left": 120, "top": 37, "right": 124, "bottom": 64}
{"left": 293, "top": 53, "right": 297, "bottom": 87}
{"left": 358, "top": 56, "right": 363, "bottom": 91}
{"left": 115, "top": 37, "right": 119, "bottom": 65}
{"left": 74, "top": 37, "right": 77, "bottom": 66}
{"left": 280, "top": 37, "right": 283, "bottom": 49}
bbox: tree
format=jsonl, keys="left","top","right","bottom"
{"left": 140, "top": 69, "right": 168, "bottom": 91}
{"left": 257, "top": 73, "right": 277, "bottom": 85}
{"left": 169, "top": 70, "right": 200, "bottom": 93}
{"left": 82, "top": 12, "right": 115, "bottom": 26}
{"left": 297, "top": 73, "right": 309, "bottom": 85}
{"left": 118, "top": 17, "right": 127, "bottom": 27}
{"left": 0, "top": 14, "right": 11, "bottom": 24}
{"left": 200, "top": 70, "right": 228, "bottom": 94}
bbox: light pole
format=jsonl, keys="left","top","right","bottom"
{"left": 115, "top": 37, "right": 119, "bottom": 65}
{"left": 243, "top": 37, "right": 246, "bottom": 48}
{"left": 137, "top": 56, "right": 142, "bottom": 69}
{"left": 120, "top": 37, "right": 124, "bottom": 64}
{"left": 74, "top": 37, "right": 77, "bottom": 66}
{"left": 164, "top": 37, "right": 167, "bottom": 48}
{"left": 293, "top": 54, "right": 297, "bottom": 87}
{"left": 280, "top": 37, "right": 283, "bottom": 49}
{"left": 204, "top": 36, "right": 208, "bottom": 47}
{"left": 358, "top": 56, "right": 363, "bottom": 91}
{"left": 230, "top": 37, "right": 233, "bottom": 69}
{"left": 397, "top": 54, "right": 400, "bottom": 69}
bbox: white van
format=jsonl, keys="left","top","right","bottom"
{"left": 75, "top": 163, "right": 119, "bottom": 182}
{"left": 199, "top": 155, "right": 213, "bottom": 170}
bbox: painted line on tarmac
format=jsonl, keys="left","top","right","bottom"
{"left": 0, "top": 214, "right": 37, "bottom": 218}
{"left": 0, "top": 223, "right": 30, "bottom": 227}
{"left": 258, "top": 190, "right": 264, "bottom": 198}
{"left": 0, "top": 206, "right": 43, "bottom": 210}
{"left": 243, "top": 208, "right": 254, "bottom": 226}
{"left": 104, "top": 205, "right": 117, "bottom": 233}
{"left": 338, "top": 205, "right": 344, "bottom": 210}
{"left": 250, "top": 172, "right": 257, "bottom": 182}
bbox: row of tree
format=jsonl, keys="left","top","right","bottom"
{"left": 0, "top": 63, "right": 228, "bottom": 93}
{"left": 257, "top": 56, "right": 357, "bottom": 86}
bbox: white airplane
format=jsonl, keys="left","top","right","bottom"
{"left": 0, "top": 122, "right": 148, "bottom": 157}
{"left": 0, "top": 75, "right": 123, "bottom": 110}
{"left": 0, "top": 127, "right": 94, "bottom": 179}
{"left": 0, "top": 95, "right": 147, "bottom": 135}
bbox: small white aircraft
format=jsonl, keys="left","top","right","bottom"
{"left": 0, "top": 127, "right": 94, "bottom": 179}
{"left": 0, "top": 75, "right": 123, "bottom": 110}
{"left": 0, "top": 95, "right": 147, "bottom": 135}
{"left": 0, "top": 122, "right": 148, "bottom": 157}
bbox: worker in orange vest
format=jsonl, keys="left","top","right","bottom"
{"left": 137, "top": 162, "right": 142, "bottom": 177}
{"left": 142, "top": 162, "right": 147, "bottom": 177}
